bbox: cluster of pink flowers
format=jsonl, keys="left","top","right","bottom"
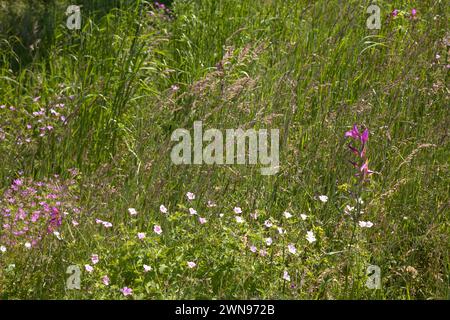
{"left": 0, "top": 98, "right": 69, "bottom": 148}
{"left": 391, "top": 8, "right": 417, "bottom": 19}
{"left": 0, "top": 172, "right": 81, "bottom": 249}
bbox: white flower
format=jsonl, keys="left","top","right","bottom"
{"left": 207, "top": 200, "right": 216, "bottom": 208}
{"left": 143, "top": 264, "right": 152, "bottom": 272}
{"left": 53, "top": 231, "right": 62, "bottom": 240}
{"left": 318, "top": 195, "right": 328, "bottom": 203}
{"left": 128, "top": 208, "right": 138, "bottom": 216}
{"left": 187, "top": 261, "right": 196, "bottom": 268}
{"left": 219, "top": 213, "right": 224, "bottom": 218}
{"left": 159, "top": 205, "right": 168, "bottom": 214}
{"left": 358, "top": 221, "right": 374, "bottom": 228}
{"left": 189, "top": 207, "right": 197, "bottom": 215}
{"left": 264, "top": 220, "right": 273, "bottom": 228}
{"left": 235, "top": 216, "right": 244, "bottom": 223}
{"left": 265, "top": 237, "right": 273, "bottom": 246}
{"left": 357, "top": 197, "right": 364, "bottom": 204}
{"left": 277, "top": 227, "right": 285, "bottom": 234}
{"left": 233, "top": 207, "right": 242, "bottom": 214}
{"left": 24, "top": 242, "right": 32, "bottom": 249}
{"left": 283, "top": 211, "right": 292, "bottom": 219}
{"left": 344, "top": 205, "right": 354, "bottom": 215}
{"left": 186, "top": 192, "right": 195, "bottom": 200}
{"left": 85, "top": 264, "right": 94, "bottom": 273}
{"left": 283, "top": 271, "right": 291, "bottom": 281}
{"left": 306, "top": 230, "right": 316, "bottom": 243}
{"left": 0, "top": 245, "right": 6, "bottom": 253}
{"left": 300, "top": 214, "right": 308, "bottom": 221}
{"left": 288, "top": 243, "right": 297, "bottom": 254}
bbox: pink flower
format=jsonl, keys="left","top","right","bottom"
{"left": 186, "top": 192, "right": 195, "bottom": 200}
{"left": 128, "top": 208, "right": 138, "bottom": 216}
{"left": 265, "top": 237, "right": 273, "bottom": 246}
{"left": 120, "top": 287, "right": 133, "bottom": 296}
{"left": 85, "top": 264, "right": 94, "bottom": 273}
{"left": 264, "top": 220, "right": 273, "bottom": 228}
{"left": 250, "top": 212, "right": 258, "bottom": 220}
{"left": 137, "top": 232, "right": 146, "bottom": 240}
{"left": 288, "top": 244, "right": 297, "bottom": 254}
{"left": 187, "top": 261, "right": 196, "bottom": 268}
{"left": 91, "top": 254, "right": 99, "bottom": 265}
{"left": 233, "top": 207, "right": 242, "bottom": 214}
{"left": 143, "top": 264, "right": 152, "bottom": 272}
{"left": 198, "top": 217, "right": 207, "bottom": 224}
{"left": 259, "top": 249, "right": 268, "bottom": 257}
{"left": 189, "top": 207, "right": 197, "bottom": 215}
{"left": 102, "top": 275, "right": 110, "bottom": 286}
{"left": 159, "top": 205, "right": 168, "bottom": 214}
{"left": 102, "top": 221, "right": 112, "bottom": 228}
{"left": 207, "top": 200, "right": 216, "bottom": 207}
{"left": 250, "top": 245, "right": 257, "bottom": 253}
{"left": 411, "top": 8, "right": 417, "bottom": 17}
{"left": 154, "top": 225, "right": 162, "bottom": 235}
{"left": 235, "top": 216, "right": 244, "bottom": 223}
{"left": 72, "top": 219, "right": 79, "bottom": 226}
{"left": 283, "top": 271, "right": 291, "bottom": 281}
{"left": 345, "top": 124, "right": 360, "bottom": 139}
{"left": 391, "top": 9, "right": 399, "bottom": 17}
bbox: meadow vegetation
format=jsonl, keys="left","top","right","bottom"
{"left": 0, "top": 0, "right": 448, "bottom": 299}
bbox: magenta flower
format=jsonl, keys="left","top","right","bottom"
{"left": 345, "top": 124, "right": 360, "bottom": 139}
{"left": 411, "top": 8, "right": 417, "bottom": 17}
{"left": 391, "top": 9, "right": 399, "bottom": 17}
{"left": 361, "top": 128, "right": 369, "bottom": 144}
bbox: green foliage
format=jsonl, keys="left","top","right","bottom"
{"left": 0, "top": 0, "right": 448, "bottom": 299}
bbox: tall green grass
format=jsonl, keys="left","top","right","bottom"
{"left": 0, "top": 0, "right": 448, "bottom": 299}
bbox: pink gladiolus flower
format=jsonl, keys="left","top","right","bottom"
{"left": 345, "top": 124, "right": 360, "bottom": 139}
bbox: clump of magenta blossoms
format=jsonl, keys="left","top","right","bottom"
{"left": 345, "top": 124, "right": 374, "bottom": 181}
{"left": 0, "top": 171, "right": 81, "bottom": 249}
